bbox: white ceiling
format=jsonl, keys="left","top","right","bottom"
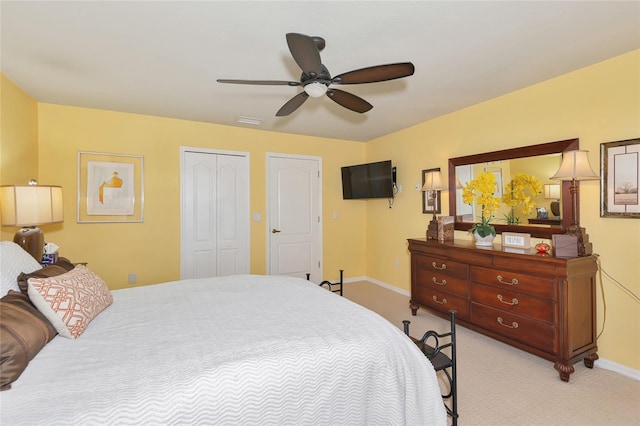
{"left": 2, "top": 1, "right": 639, "bottom": 142}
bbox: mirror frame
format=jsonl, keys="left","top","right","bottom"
{"left": 448, "top": 138, "right": 580, "bottom": 240}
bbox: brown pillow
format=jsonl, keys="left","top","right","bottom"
{"left": 0, "top": 290, "right": 57, "bottom": 390}
{"left": 17, "top": 257, "right": 75, "bottom": 295}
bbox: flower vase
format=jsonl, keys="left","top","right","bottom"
{"left": 473, "top": 230, "right": 495, "bottom": 247}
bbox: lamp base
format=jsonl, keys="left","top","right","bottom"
{"left": 426, "top": 218, "right": 439, "bottom": 240}
{"left": 14, "top": 227, "right": 44, "bottom": 261}
{"left": 565, "top": 225, "right": 593, "bottom": 257}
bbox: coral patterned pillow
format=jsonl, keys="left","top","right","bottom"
{"left": 27, "top": 265, "right": 113, "bottom": 339}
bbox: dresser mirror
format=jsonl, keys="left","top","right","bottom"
{"left": 448, "top": 138, "right": 579, "bottom": 239}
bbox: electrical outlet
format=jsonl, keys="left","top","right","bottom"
{"left": 128, "top": 273, "right": 137, "bottom": 284}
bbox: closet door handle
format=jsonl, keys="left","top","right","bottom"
{"left": 272, "top": 229, "right": 281, "bottom": 233}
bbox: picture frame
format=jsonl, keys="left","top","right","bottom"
{"left": 484, "top": 167, "right": 503, "bottom": 198}
{"left": 600, "top": 138, "right": 639, "bottom": 218}
{"left": 77, "top": 151, "right": 144, "bottom": 223}
{"left": 501, "top": 232, "right": 531, "bottom": 249}
{"left": 422, "top": 167, "right": 442, "bottom": 214}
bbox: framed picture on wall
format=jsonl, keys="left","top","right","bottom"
{"left": 77, "top": 151, "right": 144, "bottom": 223}
{"left": 484, "top": 167, "right": 503, "bottom": 198}
{"left": 422, "top": 168, "right": 442, "bottom": 214}
{"left": 600, "top": 138, "right": 639, "bottom": 218}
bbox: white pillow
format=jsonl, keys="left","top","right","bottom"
{"left": 28, "top": 265, "right": 113, "bottom": 339}
{"left": 0, "top": 241, "right": 42, "bottom": 297}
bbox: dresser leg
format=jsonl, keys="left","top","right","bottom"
{"left": 583, "top": 353, "right": 599, "bottom": 369}
{"left": 554, "top": 362, "right": 574, "bottom": 382}
{"left": 410, "top": 301, "right": 418, "bottom": 316}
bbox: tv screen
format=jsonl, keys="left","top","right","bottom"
{"left": 341, "top": 160, "right": 395, "bottom": 199}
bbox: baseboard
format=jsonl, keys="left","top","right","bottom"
{"left": 355, "top": 276, "right": 410, "bottom": 297}
{"left": 359, "top": 277, "right": 640, "bottom": 382}
{"left": 595, "top": 358, "right": 640, "bottom": 381}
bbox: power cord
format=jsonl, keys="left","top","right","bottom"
{"left": 388, "top": 184, "right": 399, "bottom": 208}
{"left": 593, "top": 253, "right": 640, "bottom": 340}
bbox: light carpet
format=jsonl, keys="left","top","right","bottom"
{"left": 343, "top": 280, "right": 640, "bottom": 426}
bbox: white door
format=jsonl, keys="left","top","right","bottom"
{"left": 181, "top": 148, "right": 249, "bottom": 279}
{"left": 267, "top": 154, "right": 322, "bottom": 281}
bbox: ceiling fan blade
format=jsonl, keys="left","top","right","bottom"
{"left": 217, "top": 79, "right": 300, "bottom": 86}
{"left": 286, "top": 33, "right": 322, "bottom": 77}
{"left": 276, "top": 92, "right": 309, "bottom": 116}
{"left": 332, "top": 62, "right": 415, "bottom": 84}
{"left": 326, "top": 89, "right": 373, "bottom": 113}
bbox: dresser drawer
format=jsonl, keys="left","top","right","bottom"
{"left": 415, "top": 254, "right": 469, "bottom": 280}
{"left": 471, "top": 303, "right": 556, "bottom": 352}
{"left": 415, "top": 267, "right": 469, "bottom": 297}
{"left": 412, "top": 286, "right": 469, "bottom": 320}
{"left": 470, "top": 283, "right": 554, "bottom": 323}
{"left": 471, "top": 266, "right": 555, "bottom": 299}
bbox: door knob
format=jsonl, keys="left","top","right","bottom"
{"left": 272, "top": 228, "right": 281, "bottom": 233}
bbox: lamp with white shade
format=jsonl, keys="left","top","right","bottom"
{"left": 422, "top": 170, "right": 447, "bottom": 240}
{"left": 550, "top": 150, "right": 598, "bottom": 256}
{"left": 0, "top": 181, "right": 63, "bottom": 261}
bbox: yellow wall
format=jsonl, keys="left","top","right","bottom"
{"left": 0, "top": 74, "right": 38, "bottom": 186}
{"left": 34, "top": 105, "right": 367, "bottom": 288}
{"left": 366, "top": 50, "right": 640, "bottom": 370}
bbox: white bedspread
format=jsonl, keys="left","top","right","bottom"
{"left": 0, "top": 275, "right": 446, "bottom": 425}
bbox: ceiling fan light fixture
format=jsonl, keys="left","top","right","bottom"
{"left": 303, "top": 82, "right": 328, "bottom": 98}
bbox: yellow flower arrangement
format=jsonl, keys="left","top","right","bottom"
{"left": 502, "top": 173, "right": 543, "bottom": 225}
{"left": 462, "top": 172, "right": 502, "bottom": 237}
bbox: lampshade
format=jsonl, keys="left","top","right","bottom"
{"left": 422, "top": 171, "right": 447, "bottom": 191}
{"left": 550, "top": 150, "right": 599, "bottom": 181}
{"left": 303, "top": 82, "right": 328, "bottom": 98}
{"left": 544, "top": 183, "right": 561, "bottom": 200}
{"left": 0, "top": 185, "right": 64, "bottom": 226}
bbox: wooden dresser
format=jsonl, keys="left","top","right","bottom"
{"left": 408, "top": 238, "right": 598, "bottom": 382}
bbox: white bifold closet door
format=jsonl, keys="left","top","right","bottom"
{"left": 181, "top": 149, "right": 249, "bottom": 279}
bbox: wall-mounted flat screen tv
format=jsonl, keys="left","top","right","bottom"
{"left": 341, "top": 160, "right": 395, "bottom": 199}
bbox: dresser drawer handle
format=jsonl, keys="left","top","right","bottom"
{"left": 432, "top": 295, "right": 447, "bottom": 305}
{"left": 432, "top": 277, "right": 447, "bottom": 286}
{"left": 497, "top": 317, "right": 519, "bottom": 329}
{"left": 497, "top": 294, "right": 518, "bottom": 306}
{"left": 496, "top": 275, "right": 518, "bottom": 286}
{"left": 431, "top": 262, "right": 447, "bottom": 270}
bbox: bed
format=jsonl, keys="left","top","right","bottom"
{"left": 0, "top": 241, "right": 446, "bottom": 425}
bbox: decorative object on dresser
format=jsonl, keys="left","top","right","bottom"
{"left": 500, "top": 232, "right": 531, "bottom": 251}
{"left": 0, "top": 180, "right": 63, "bottom": 261}
{"left": 408, "top": 238, "right": 598, "bottom": 382}
{"left": 403, "top": 310, "right": 458, "bottom": 425}
{"left": 461, "top": 172, "right": 501, "bottom": 246}
{"left": 600, "top": 137, "right": 640, "bottom": 219}
{"left": 422, "top": 168, "right": 446, "bottom": 240}
{"left": 550, "top": 150, "right": 599, "bottom": 256}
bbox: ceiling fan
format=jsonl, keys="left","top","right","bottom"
{"left": 217, "top": 33, "right": 415, "bottom": 117}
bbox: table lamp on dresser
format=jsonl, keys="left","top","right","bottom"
{"left": 422, "top": 170, "right": 447, "bottom": 240}
{"left": 550, "top": 150, "right": 598, "bottom": 256}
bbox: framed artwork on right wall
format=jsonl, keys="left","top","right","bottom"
{"left": 600, "top": 138, "right": 640, "bottom": 218}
